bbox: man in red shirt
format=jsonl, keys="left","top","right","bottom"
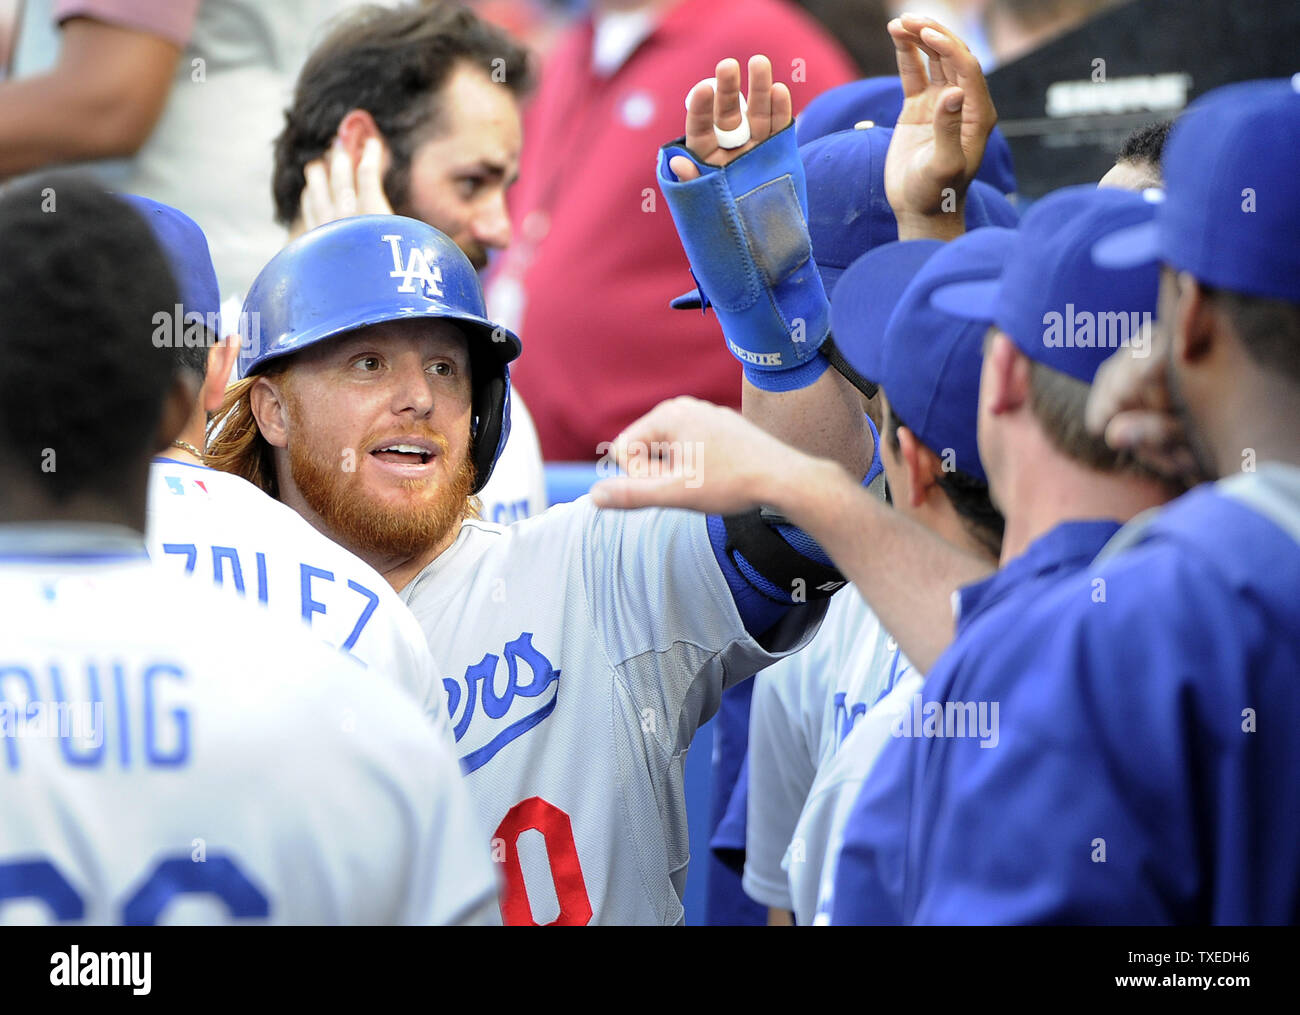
{"left": 487, "top": 0, "right": 857, "bottom": 462}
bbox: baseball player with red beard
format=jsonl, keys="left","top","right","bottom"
{"left": 204, "top": 56, "right": 879, "bottom": 924}
{"left": 128, "top": 195, "right": 453, "bottom": 742}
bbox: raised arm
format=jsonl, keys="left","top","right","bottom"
{"left": 658, "top": 56, "right": 872, "bottom": 481}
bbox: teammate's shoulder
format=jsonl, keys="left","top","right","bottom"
{"left": 409, "top": 496, "right": 689, "bottom": 596}
{"left": 980, "top": 526, "right": 1258, "bottom": 691}
{"left": 181, "top": 572, "right": 441, "bottom": 744}
{"left": 154, "top": 459, "right": 404, "bottom": 584}
{"left": 1090, "top": 488, "right": 1297, "bottom": 621}
{"left": 150, "top": 458, "right": 285, "bottom": 520}
{"left": 1142, "top": 477, "right": 1300, "bottom": 584}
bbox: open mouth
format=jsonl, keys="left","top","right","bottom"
{"left": 370, "top": 442, "right": 436, "bottom": 466}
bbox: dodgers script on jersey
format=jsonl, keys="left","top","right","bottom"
{"left": 743, "top": 587, "right": 909, "bottom": 912}
{"left": 398, "top": 496, "right": 826, "bottom": 925}
{"left": 0, "top": 526, "right": 497, "bottom": 925}
{"left": 146, "top": 457, "right": 448, "bottom": 738}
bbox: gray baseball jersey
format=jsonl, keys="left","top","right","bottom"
{"left": 398, "top": 496, "right": 825, "bottom": 925}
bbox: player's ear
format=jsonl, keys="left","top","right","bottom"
{"left": 249, "top": 375, "right": 291, "bottom": 449}
{"left": 335, "top": 109, "right": 391, "bottom": 176}
{"left": 155, "top": 373, "right": 197, "bottom": 455}
{"left": 986, "top": 330, "right": 1029, "bottom": 416}
{"left": 1172, "top": 272, "right": 1214, "bottom": 366}
{"left": 898, "top": 425, "right": 939, "bottom": 509}
{"left": 202, "top": 331, "right": 241, "bottom": 414}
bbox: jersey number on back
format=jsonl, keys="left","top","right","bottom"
{"left": 0, "top": 853, "right": 268, "bottom": 924}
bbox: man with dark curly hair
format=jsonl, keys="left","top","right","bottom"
{"left": 272, "top": 2, "right": 533, "bottom": 271}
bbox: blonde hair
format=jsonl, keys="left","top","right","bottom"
{"left": 204, "top": 374, "right": 284, "bottom": 498}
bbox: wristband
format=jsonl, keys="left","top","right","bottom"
{"left": 658, "top": 123, "right": 831, "bottom": 391}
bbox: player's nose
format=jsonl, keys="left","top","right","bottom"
{"left": 390, "top": 355, "right": 436, "bottom": 416}
{"left": 472, "top": 192, "right": 512, "bottom": 252}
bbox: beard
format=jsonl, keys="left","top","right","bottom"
{"left": 388, "top": 203, "right": 488, "bottom": 270}
{"left": 1163, "top": 341, "right": 1219, "bottom": 483}
{"left": 287, "top": 417, "right": 477, "bottom": 562}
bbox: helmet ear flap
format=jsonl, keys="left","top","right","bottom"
{"left": 469, "top": 368, "right": 510, "bottom": 494}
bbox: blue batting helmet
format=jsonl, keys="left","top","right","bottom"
{"left": 239, "top": 215, "right": 522, "bottom": 493}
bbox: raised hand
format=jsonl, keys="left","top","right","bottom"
{"left": 884, "top": 14, "right": 997, "bottom": 238}
{"left": 299, "top": 136, "right": 393, "bottom": 234}
{"left": 667, "top": 55, "right": 793, "bottom": 182}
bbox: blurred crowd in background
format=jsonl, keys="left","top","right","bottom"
{"left": 0, "top": 0, "right": 1128, "bottom": 465}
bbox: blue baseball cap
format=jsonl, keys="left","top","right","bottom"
{"left": 824, "top": 235, "right": 942, "bottom": 411}
{"left": 833, "top": 230, "right": 1018, "bottom": 483}
{"left": 1093, "top": 77, "right": 1300, "bottom": 304}
{"left": 122, "top": 194, "right": 222, "bottom": 337}
{"left": 671, "top": 124, "right": 1019, "bottom": 310}
{"left": 803, "top": 126, "right": 1019, "bottom": 297}
{"left": 796, "top": 77, "right": 905, "bottom": 142}
{"left": 932, "top": 185, "right": 1159, "bottom": 384}
{"left": 795, "top": 76, "right": 1019, "bottom": 196}
{"left": 827, "top": 239, "right": 944, "bottom": 385}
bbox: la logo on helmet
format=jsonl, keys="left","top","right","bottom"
{"left": 382, "top": 234, "right": 444, "bottom": 298}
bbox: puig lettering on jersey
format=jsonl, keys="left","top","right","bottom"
{"left": 444, "top": 632, "right": 560, "bottom": 774}
{"left": 0, "top": 554, "right": 498, "bottom": 925}
{"left": 0, "top": 657, "right": 190, "bottom": 772}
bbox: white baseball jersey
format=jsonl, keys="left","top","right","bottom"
{"left": 0, "top": 523, "right": 497, "bottom": 925}
{"left": 792, "top": 667, "right": 924, "bottom": 925}
{"left": 476, "top": 391, "right": 548, "bottom": 525}
{"left": 398, "top": 496, "right": 825, "bottom": 925}
{"left": 743, "top": 587, "right": 911, "bottom": 912}
{"left": 146, "top": 457, "right": 449, "bottom": 741}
